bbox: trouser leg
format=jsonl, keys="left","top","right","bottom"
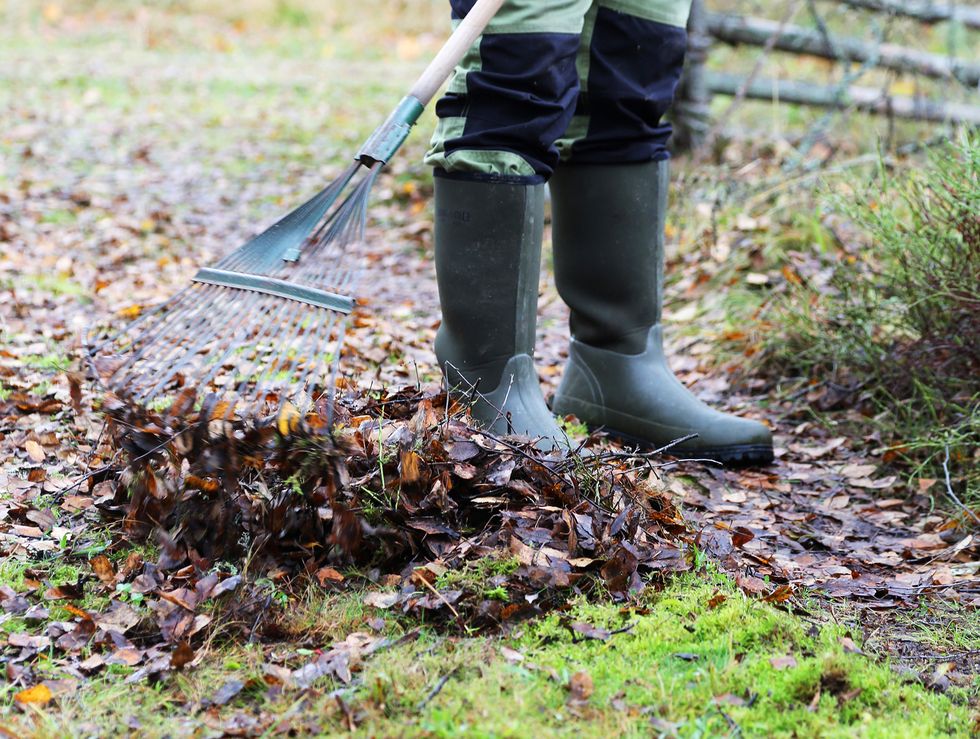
{"left": 425, "top": 0, "right": 591, "bottom": 182}
{"left": 550, "top": 2, "right": 774, "bottom": 465}
{"left": 426, "top": 0, "right": 593, "bottom": 450}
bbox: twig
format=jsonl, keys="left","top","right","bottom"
{"left": 941, "top": 445, "right": 980, "bottom": 527}
{"left": 417, "top": 666, "right": 460, "bottom": 711}
{"left": 416, "top": 574, "right": 461, "bottom": 620}
{"left": 335, "top": 694, "right": 355, "bottom": 731}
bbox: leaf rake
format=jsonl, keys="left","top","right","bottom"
{"left": 86, "top": 0, "right": 505, "bottom": 421}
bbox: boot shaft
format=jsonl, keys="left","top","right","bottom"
{"left": 433, "top": 176, "right": 545, "bottom": 392}
{"left": 550, "top": 160, "right": 669, "bottom": 354}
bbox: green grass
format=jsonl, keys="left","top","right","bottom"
{"left": 6, "top": 568, "right": 975, "bottom": 737}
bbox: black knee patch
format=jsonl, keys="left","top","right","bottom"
{"left": 571, "top": 7, "right": 688, "bottom": 163}
{"left": 435, "top": 31, "right": 581, "bottom": 180}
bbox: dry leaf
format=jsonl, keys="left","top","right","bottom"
{"left": 90, "top": 555, "right": 117, "bottom": 587}
{"left": 15, "top": 683, "right": 53, "bottom": 705}
{"left": 568, "top": 671, "right": 594, "bottom": 701}
{"left": 770, "top": 655, "right": 797, "bottom": 670}
{"left": 25, "top": 439, "right": 45, "bottom": 463}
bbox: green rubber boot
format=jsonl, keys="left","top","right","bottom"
{"left": 549, "top": 161, "right": 773, "bottom": 465}
{"left": 433, "top": 176, "right": 568, "bottom": 451}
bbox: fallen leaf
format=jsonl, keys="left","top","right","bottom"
{"left": 770, "top": 655, "right": 798, "bottom": 670}
{"left": 571, "top": 622, "right": 612, "bottom": 641}
{"left": 25, "top": 440, "right": 45, "bottom": 462}
{"left": 170, "top": 641, "right": 195, "bottom": 669}
{"left": 89, "top": 555, "right": 116, "bottom": 587}
{"left": 568, "top": 671, "right": 593, "bottom": 701}
{"left": 15, "top": 684, "right": 53, "bottom": 705}
{"left": 212, "top": 680, "right": 244, "bottom": 706}
{"left": 363, "top": 591, "right": 400, "bottom": 609}
{"left": 315, "top": 566, "right": 345, "bottom": 586}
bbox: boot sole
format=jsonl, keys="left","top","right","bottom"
{"left": 602, "top": 426, "right": 774, "bottom": 466}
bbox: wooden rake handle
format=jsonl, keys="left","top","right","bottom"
{"left": 356, "top": 0, "right": 507, "bottom": 165}
{"left": 410, "top": 0, "right": 507, "bottom": 105}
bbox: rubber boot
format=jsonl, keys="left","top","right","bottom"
{"left": 433, "top": 176, "right": 567, "bottom": 451}
{"left": 549, "top": 161, "right": 773, "bottom": 465}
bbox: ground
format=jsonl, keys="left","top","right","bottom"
{"left": 1, "top": 3, "right": 979, "bottom": 737}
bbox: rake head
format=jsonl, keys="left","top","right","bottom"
{"left": 87, "top": 161, "right": 381, "bottom": 422}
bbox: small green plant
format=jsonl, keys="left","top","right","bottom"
{"left": 761, "top": 133, "right": 980, "bottom": 506}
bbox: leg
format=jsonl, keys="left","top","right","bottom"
{"left": 425, "top": 0, "right": 590, "bottom": 450}
{"left": 550, "top": 1, "right": 774, "bottom": 464}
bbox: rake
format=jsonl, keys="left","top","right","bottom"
{"left": 87, "top": 0, "right": 505, "bottom": 421}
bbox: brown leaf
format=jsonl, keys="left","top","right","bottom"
{"left": 568, "top": 671, "right": 594, "bottom": 701}
{"left": 67, "top": 371, "right": 84, "bottom": 413}
{"left": 707, "top": 593, "right": 727, "bottom": 609}
{"left": 316, "top": 566, "right": 345, "bottom": 586}
{"left": 571, "top": 622, "right": 612, "bottom": 641}
{"left": 735, "top": 574, "right": 769, "bottom": 595}
{"left": 108, "top": 647, "right": 144, "bottom": 666}
{"left": 90, "top": 555, "right": 117, "bottom": 587}
{"left": 25, "top": 439, "right": 45, "bottom": 463}
{"left": 732, "top": 526, "right": 755, "bottom": 548}
{"left": 770, "top": 655, "right": 798, "bottom": 670}
{"left": 170, "top": 641, "right": 195, "bottom": 670}
{"left": 762, "top": 585, "right": 794, "bottom": 603}
{"left": 399, "top": 449, "right": 422, "bottom": 484}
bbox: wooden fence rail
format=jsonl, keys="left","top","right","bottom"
{"left": 707, "top": 13, "right": 980, "bottom": 87}
{"left": 674, "top": 0, "right": 980, "bottom": 150}
{"left": 836, "top": 0, "right": 980, "bottom": 29}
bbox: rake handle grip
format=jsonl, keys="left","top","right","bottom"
{"left": 409, "top": 0, "right": 507, "bottom": 105}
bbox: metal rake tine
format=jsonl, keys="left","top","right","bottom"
{"left": 109, "top": 284, "right": 222, "bottom": 378}
{"left": 134, "top": 289, "right": 270, "bottom": 403}
{"left": 113, "top": 284, "right": 250, "bottom": 393}
{"left": 322, "top": 319, "right": 348, "bottom": 429}
{"left": 259, "top": 304, "right": 338, "bottom": 412}
{"left": 86, "top": 283, "right": 196, "bottom": 357}
{"left": 233, "top": 297, "right": 312, "bottom": 405}
{"left": 224, "top": 295, "right": 309, "bottom": 405}
{"left": 292, "top": 310, "right": 342, "bottom": 413}
{"left": 192, "top": 292, "right": 299, "bottom": 398}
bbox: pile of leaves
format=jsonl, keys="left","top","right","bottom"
{"left": 96, "top": 384, "right": 689, "bottom": 639}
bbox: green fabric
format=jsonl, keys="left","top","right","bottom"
{"left": 601, "top": 0, "right": 691, "bottom": 27}
{"left": 425, "top": 0, "right": 693, "bottom": 177}
{"left": 483, "top": 0, "right": 591, "bottom": 34}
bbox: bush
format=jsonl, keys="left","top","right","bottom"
{"left": 761, "top": 133, "right": 979, "bottom": 510}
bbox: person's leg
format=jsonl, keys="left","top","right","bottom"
{"left": 550, "top": 1, "right": 774, "bottom": 464}
{"left": 425, "top": 0, "right": 590, "bottom": 449}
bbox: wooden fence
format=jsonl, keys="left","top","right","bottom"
{"left": 674, "top": 0, "right": 980, "bottom": 149}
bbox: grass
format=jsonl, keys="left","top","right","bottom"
{"left": 5, "top": 566, "right": 976, "bottom": 737}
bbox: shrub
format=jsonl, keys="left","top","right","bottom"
{"left": 761, "top": 133, "right": 979, "bottom": 511}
